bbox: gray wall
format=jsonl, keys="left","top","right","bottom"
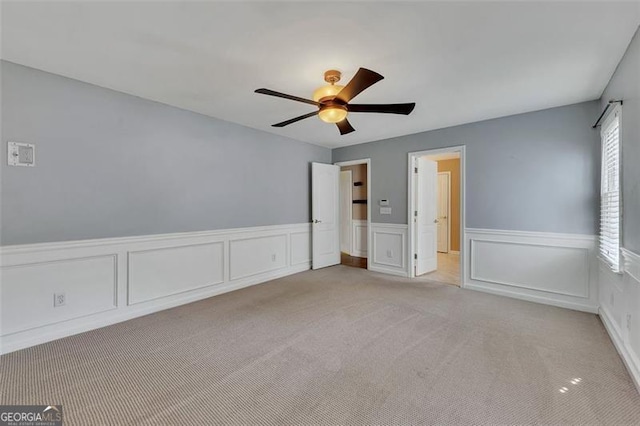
{"left": 333, "top": 101, "right": 601, "bottom": 235}
{"left": 0, "top": 61, "right": 330, "bottom": 245}
{"left": 600, "top": 26, "right": 640, "bottom": 254}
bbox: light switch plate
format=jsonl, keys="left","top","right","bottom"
{"left": 380, "top": 207, "right": 392, "bottom": 215}
{"left": 8, "top": 142, "right": 35, "bottom": 167}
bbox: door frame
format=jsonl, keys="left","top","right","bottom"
{"left": 437, "top": 171, "right": 451, "bottom": 253}
{"left": 335, "top": 158, "right": 371, "bottom": 270}
{"left": 339, "top": 169, "right": 353, "bottom": 255}
{"left": 408, "top": 146, "right": 466, "bottom": 285}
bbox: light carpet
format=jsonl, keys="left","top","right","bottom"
{"left": 2, "top": 265, "right": 639, "bottom": 425}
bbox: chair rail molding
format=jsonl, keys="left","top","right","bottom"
{"left": 0, "top": 223, "right": 311, "bottom": 354}
{"left": 622, "top": 248, "right": 640, "bottom": 284}
{"left": 464, "top": 228, "right": 598, "bottom": 313}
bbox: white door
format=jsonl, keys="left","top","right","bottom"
{"left": 339, "top": 170, "right": 352, "bottom": 254}
{"left": 415, "top": 157, "right": 438, "bottom": 275}
{"left": 312, "top": 162, "right": 340, "bottom": 269}
{"left": 437, "top": 172, "right": 450, "bottom": 253}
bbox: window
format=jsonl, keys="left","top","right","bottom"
{"left": 599, "top": 105, "right": 621, "bottom": 272}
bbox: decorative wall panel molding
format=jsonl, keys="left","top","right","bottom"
{"left": 1, "top": 255, "right": 117, "bottom": 336}
{"left": 351, "top": 220, "right": 368, "bottom": 258}
{"left": 470, "top": 239, "right": 589, "bottom": 297}
{"left": 464, "top": 228, "right": 598, "bottom": 313}
{"left": 600, "top": 248, "right": 640, "bottom": 393}
{"left": 290, "top": 231, "right": 311, "bottom": 266}
{"left": 229, "top": 234, "right": 287, "bottom": 281}
{"left": 0, "top": 223, "right": 311, "bottom": 354}
{"left": 370, "top": 223, "right": 408, "bottom": 277}
{"left": 128, "top": 242, "right": 225, "bottom": 305}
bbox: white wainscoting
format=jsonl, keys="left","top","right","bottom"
{"left": 351, "top": 220, "right": 368, "bottom": 258}
{"left": 0, "top": 223, "right": 311, "bottom": 354}
{"left": 599, "top": 248, "right": 640, "bottom": 392}
{"left": 369, "top": 223, "right": 408, "bottom": 277}
{"left": 128, "top": 242, "right": 225, "bottom": 305}
{"left": 230, "top": 234, "right": 288, "bottom": 281}
{"left": 464, "top": 228, "right": 598, "bottom": 313}
{"left": 1, "top": 255, "right": 118, "bottom": 336}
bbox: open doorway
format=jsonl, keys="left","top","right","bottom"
{"left": 408, "top": 147, "right": 464, "bottom": 286}
{"left": 336, "top": 160, "right": 370, "bottom": 269}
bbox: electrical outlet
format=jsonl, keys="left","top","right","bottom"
{"left": 8, "top": 142, "right": 35, "bottom": 167}
{"left": 386, "top": 249, "right": 393, "bottom": 258}
{"left": 54, "top": 292, "right": 66, "bottom": 307}
{"left": 271, "top": 254, "right": 276, "bottom": 262}
{"left": 627, "top": 314, "right": 632, "bottom": 330}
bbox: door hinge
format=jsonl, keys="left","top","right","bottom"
{"left": 414, "top": 253, "right": 418, "bottom": 260}
{"left": 414, "top": 210, "right": 418, "bottom": 217}
{"left": 414, "top": 167, "right": 418, "bottom": 173}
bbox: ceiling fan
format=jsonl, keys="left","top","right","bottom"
{"left": 255, "top": 68, "right": 416, "bottom": 135}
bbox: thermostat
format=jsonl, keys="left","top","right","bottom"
{"left": 379, "top": 199, "right": 389, "bottom": 207}
{"left": 8, "top": 142, "right": 35, "bottom": 167}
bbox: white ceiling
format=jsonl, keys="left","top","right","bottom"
{"left": 2, "top": 1, "right": 638, "bottom": 149}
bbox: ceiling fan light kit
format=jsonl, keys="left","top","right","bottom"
{"left": 255, "top": 67, "right": 416, "bottom": 135}
{"left": 318, "top": 104, "right": 348, "bottom": 123}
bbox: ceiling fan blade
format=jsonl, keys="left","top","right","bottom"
{"left": 336, "top": 118, "right": 356, "bottom": 135}
{"left": 255, "top": 88, "right": 320, "bottom": 106}
{"left": 335, "top": 68, "right": 384, "bottom": 103}
{"left": 347, "top": 103, "right": 416, "bottom": 115}
{"left": 272, "top": 111, "right": 319, "bottom": 127}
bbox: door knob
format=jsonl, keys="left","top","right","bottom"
{"left": 313, "top": 219, "right": 322, "bottom": 224}
{"left": 434, "top": 219, "right": 438, "bottom": 223}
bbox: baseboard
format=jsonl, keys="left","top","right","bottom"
{"left": 369, "top": 264, "right": 409, "bottom": 277}
{"left": 1, "top": 223, "right": 311, "bottom": 354}
{"left": 465, "top": 282, "right": 598, "bottom": 313}
{"left": 599, "top": 306, "right": 640, "bottom": 393}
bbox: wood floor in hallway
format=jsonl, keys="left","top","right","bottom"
{"left": 341, "top": 252, "right": 367, "bottom": 269}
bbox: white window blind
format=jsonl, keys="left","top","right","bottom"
{"left": 599, "top": 106, "right": 621, "bottom": 272}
